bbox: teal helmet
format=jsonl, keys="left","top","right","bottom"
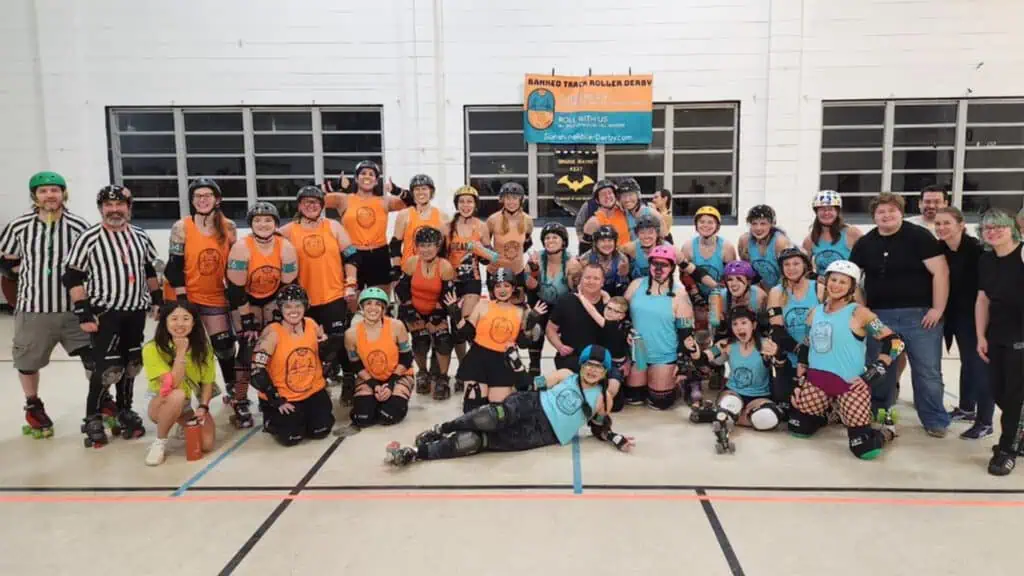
{"left": 358, "top": 287, "right": 389, "bottom": 308}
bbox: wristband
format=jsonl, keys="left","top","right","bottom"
{"left": 197, "top": 403, "right": 210, "bottom": 411}
{"left": 159, "top": 373, "right": 174, "bottom": 397}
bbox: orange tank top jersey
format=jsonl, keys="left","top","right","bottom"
{"left": 401, "top": 207, "right": 443, "bottom": 265}
{"left": 493, "top": 216, "right": 526, "bottom": 272}
{"left": 341, "top": 194, "right": 388, "bottom": 250}
{"left": 410, "top": 259, "right": 443, "bottom": 316}
{"left": 474, "top": 303, "right": 522, "bottom": 352}
{"left": 245, "top": 236, "right": 283, "bottom": 300}
{"left": 448, "top": 222, "right": 482, "bottom": 277}
{"left": 356, "top": 317, "right": 409, "bottom": 381}
{"left": 183, "top": 216, "right": 230, "bottom": 307}
{"left": 287, "top": 221, "right": 344, "bottom": 307}
{"left": 595, "top": 209, "right": 630, "bottom": 248}
{"left": 268, "top": 318, "right": 325, "bottom": 402}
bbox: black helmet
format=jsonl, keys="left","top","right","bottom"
{"left": 247, "top": 201, "right": 280, "bottom": 227}
{"left": 277, "top": 284, "right": 309, "bottom": 309}
{"left": 777, "top": 247, "right": 812, "bottom": 276}
{"left": 296, "top": 185, "right": 325, "bottom": 204}
{"left": 96, "top": 185, "right": 132, "bottom": 207}
{"left": 188, "top": 178, "right": 222, "bottom": 199}
{"left": 616, "top": 177, "right": 642, "bottom": 195}
{"left": 634, "top": 212, "right": 661, "bottom": 232}
{"left": 746, "top": 204, "right": 776, "bottom": 224}
{"left": 489, "top": 267, "right": 519, "bottom": 289}
{"left": 414, "top": 226, "right": 443, "bottom": 245}
{"left": 593, "top": 224, "right": 618, "bottom": 243}
{"left": 409, "top": 174, "right": 435, "bottom": 192}
{"left": 592, "top": 179, "right": 618, "bottom": 197}
{"left": 498, "top": 182, "right": 525, "bottom": 198}
{"left": 728, "top": 306, "right": 758, "bottom": 325}
{"left": 541, "top": 222, "right": 569, "bottom": 247}
{"left": 354, "top": 160, "right": 381, "bottom": 177}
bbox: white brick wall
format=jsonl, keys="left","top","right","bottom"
{"left": 2, "top": 0, "right": 1023, "bottom": 257}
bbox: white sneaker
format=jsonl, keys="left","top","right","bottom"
{"left": 145, "top": 439, "right": 167, "bottom": 466}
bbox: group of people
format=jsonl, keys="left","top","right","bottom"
{"left": 2, "top": 168, "right": 1023, "bottom": 477}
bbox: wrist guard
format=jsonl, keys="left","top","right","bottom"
{"left": 241, "top": 313, "right": 259, "bottom": 333}
{"left": 149, "top": 288, "right": 164, "bottom": 307}
{"left": 73, "top": 300, "right": 96, "bottom": 324}
{"left": 862, "top": 359, "right": 888, "bottom": 385}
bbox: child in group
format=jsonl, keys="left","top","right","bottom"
{"left": 577, "top": 295, "right": 631, "bottom": 411}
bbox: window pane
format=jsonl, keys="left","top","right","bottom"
{"left": 894, "top": 104, "right": 957, "bottom": 125}
{"left": 322, "top": 133, "right": 383, "bottom": 154}
{"left": 892, "top": 149, "right": 954, "bottom": 171}
{"left": 966, "top": 125, "right": 1024, "bottom": 146}
{"left": 217, "top": 200, "right": 249, "bottom": 222}
{"left": 468, "top": 132, "right": 527, "bottom": 153}
{"left": 130, "top": 201, "right": 180, "bottom": 222}
{"left": 672, "top": 152, "right": 733, "bottom": 173}
{"left": 468, "top": 155, "right": 528, "bottom": 176}
{"left": 186, "top": 135, "right": 244, "bottom": 154}
{"left": 653, "top": 107, "right": 665, "bottom": 128}
{"left": 963, "top": 172, "right": 1024, "bottom": 192}
{"left": 324, "top": 155, "right": 384, "bottom": 176}
{"left": 893, "top": 127, "right": 955, "bottom": 147}
{"left": 837, "top": 195, "right": 901, "bottom": 215}
{"left": 184, "top": 112, "right": 243, "bottom": 132}
{"left": 254, "top": 134, "right": 313, "bottom": 154}
{"left": 823, "top": 104, "right": 885, "bottom": 126}
{"left": 673, "top": 107, "right": 735, "bottom": 128}
{"left": 117, "top": 112, "right": 173, "bottom": 132}
{"left": 187, "top": 156, "right": 245, "bottom": 176}
{"left": 820, "top": 151, "right": 883, "bottom": 172}
{"left": 822, "top": 128, "right": 883, "bottom": 148}
{"left": 467, "top": 109, "right": 522, "bottom": 131}
{"left": 965, "top": 149, "right": 1024, "bottom": 170}
{"left": 468, "top": 176, "right": 527, "bottom": 210}
{"left": 892, "top": 172, "right": 951, "bottom": 193}
{"left": 962, "top": 194, "right": 1024, "bottom": 215}
{"left": 122, "top": 156, "right": 176, "bottom": 177}
{"left": 671, "top": 175, "right": 733, "bottom": 197}
{"left": 605, "top": 152, "right": 665, "bottom": 173}
{"left": 122, "top": 179, "right": 178, "bottom": 200}
{"left": 321, "top": 110, "right": 382, "bottom": 132}
{"left": 673, "top": 130, "right": 734, "bottom": 150}
{"left": 818, "top": 173, "right": 882, "bottom": 194}
{"left": 672, "top": 196, "right": 732, "bottom": 218}
{"left": 255, "top": 156, "right": 314, "bottom": 176}
{"left": 605, "top": 129, "right": 664, "bottom": 150}
{"left": 210, "top": 179, "right": 248, "bottom": 199}
{"left": 120, "top": 134, "right": 176, "bottom": 154}
{"left": 257, "top": 178, "right": 314, "bottom": 198}
{"left": 252, "top": 111, "right": 312, "bottom": 132}
{"left": 537, "top": 198, "right": 578, "bottom": 219}
{"left": 967, "top": 102, "right": 1024, "bottom": 124}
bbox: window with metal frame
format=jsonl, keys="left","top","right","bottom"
{"left": 108, "top": 106, "right": 385, "bottom": 226}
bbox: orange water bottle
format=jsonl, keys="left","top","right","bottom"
{"left": 184, "top": 418, "right": 204, "bottom": 462}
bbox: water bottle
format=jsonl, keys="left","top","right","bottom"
{"left": 631, "top": 329, "right": 648, "bottom": 372}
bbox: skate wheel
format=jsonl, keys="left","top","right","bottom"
{"left": 715, "top": 443, "right": 725, "bottom": 454}
{"left": 42, "top": 428, "right": 54, "bottom": 438}
{"left": 21, "top": 424, "right": 31, "bottom": 436}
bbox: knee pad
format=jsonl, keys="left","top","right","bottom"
{"left": 350, "top": 395, "right": 378, "bottom": 428}
{"left": 848, "top": 425, "right": 885, "bottom": 460}
{"left": 624, "top": 385, "right": 648, "bottom": 405}
{"left": 412, "top": 332, "right": 432, "bottom": 356}
{"left": 432, "top": 331, "right": 454, "bottom": 356}
{"left": 275, "top": 432, "right": 304, "bottom": 447}
{"left": 17, "top": 369, "right": 38, "bottom": 375}
{"left": 211, "top": 331, "right": 237, "bottom": 360}
{"left": 431, "top": 430, "right": 486, "bottom": 459}
{"left": 462, "top": 382, "right": 488, "bottom": 414}
{"left": 787, "top": 408, "right": 827, "bottom": 438}
{"left": 378, "top": 395, "right": 409, "bottom": 425}
{"left": 309, "top": 422, "right": 332, "bottom": 439}
{"left": 749, "top": 402, "right": 782, "bottom": 431}
{"left": 97, "top": 363, "right": 126, "bottom": 387}
{"left": 647, "top": 387, "right": 677, "bottom": 410}
{"left": 716, "top": 394, "right": 744, "bottom": 420}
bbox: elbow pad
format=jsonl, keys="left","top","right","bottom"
{"left": 690, "top": 265, "right": 709, "bottom": 284}
{"left": 342, "top": 245, "right": 359, "bottom": 267}
{"left": 164, "top": 254, "right": 185, "bottom": 288}
{"left": 398, "top": 349, "right": 414, "bottom": 368}
{"left": 389, "top": 237, "right": 403, "bottom": 259}
{"left": 61, "top": 267, "right": 88, "bottom": 289}
{"left": 589, "top": 414, "right": 612, "bottom": 440}
{"left": 769, "top": 325, "right": 798, "bottom": 354}
{"left": 144, "top": 262, "right": 157, "bottom": 280}
{"left": 0, "top": 257, "right": 20, "bottom": 280}
{"left": 395, "top": 274, "right": 413, "bottom": 302}
{"left": 226, "top": 283, "right": 247, "bottom": 311}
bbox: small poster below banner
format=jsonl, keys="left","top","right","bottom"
{"left": 523, "top": 73, "right": 654, "bottom": 145}
{"left": 551, "top": 147, "right": 598, "bottom": 217}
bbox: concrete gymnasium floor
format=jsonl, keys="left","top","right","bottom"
{"left": 0, "top": 315, "right": 1021, "bottom": 576}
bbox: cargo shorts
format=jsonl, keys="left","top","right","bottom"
{"left": 12, "top": 310, "right": 91, "bottom": 372}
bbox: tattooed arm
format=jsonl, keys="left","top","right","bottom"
{"left": 166, "top": 219, "right": 187, "bottom": 297}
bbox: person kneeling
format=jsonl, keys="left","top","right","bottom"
{"left": 346, "top": 287, "right": 414, "bottom": 428}
{"left": 250, "top": 285, "right": 335, "bottom": 447}
{"left": 384, "top": 345, "right": 634, "bottom": 466}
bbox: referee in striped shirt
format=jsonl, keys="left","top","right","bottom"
{"left": 0, "top": 172, "right": 93, "bottom": 437}
{"left": 63, "top": 185, "right": 163, "bottom": 447}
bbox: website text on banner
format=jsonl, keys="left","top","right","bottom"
{"left": 523, "top": 74, "right": 654, "bottom": 145}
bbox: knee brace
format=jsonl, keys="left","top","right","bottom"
{"left": 378, "top": 395, "right": 409, "bottom": 425}
{"left": 350, "top": 395, "right": 378, "bottom": 428}
{"left": 848, "top": 425, "right": 885, "bottom": 460}
{"left": 716, "top": 393, "right": 744, "bottom": 420}
{"left": 623, "top": 385, "right": 648, "bottom": 405}
{"left": 647, "top": 387, "right": 677, "bottom": 410}
{"left": 211, "top": 331, "right": 237, "bottom": 360}
{"left": 412, "top": 331, "right": 432, "bottom": 356}
{"left": 432, "top": 331, "right": 454, "bottom": 356}
{"left": 96, "top": 361, "right": 126, "bottom": 387}
{"left": 749, "top": 401, "right": 782, "bottom": 431}
{"left": 787, "top": 408, "right": 827, "bottom": 438}
{"left": 462, "top": 382, "right": 488, "bottom": 414}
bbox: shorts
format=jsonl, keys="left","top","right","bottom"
{"left": 356, "top": 245, "right": 391, "bottom": 289}
{"left": 144, "top": 389, "right": 195, "bottom": 417}
{"left": 457, "top": 278, "right": 482, "bottom": 297}
{"left": 264, "top": 388, "right": 335, "bottom": 443}
{"left": 306, "top": 297, "right": 349, "bottom": 336}
{"left": 456, "top": 345, "right": 517, "bottom": 388}
{"left": 12, "top": 310, "right": 92, "bottom": 372}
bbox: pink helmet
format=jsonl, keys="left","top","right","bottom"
{"left": 648, "top": 245, "right": 676, "bottom": 265}
{"left": 724, "top": 260, "right": 756, "bottom": 279}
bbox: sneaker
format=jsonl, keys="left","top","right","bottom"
{"left": 959, "top": 423, "right": 994, "bottom": 440}
{"left": 988, "top": 446, "right": 1016, "bottom": 476}
{"left": 145, "top": 439, "right": 167, "bottom": 466}
{"left": 948, "top": 407, "right": 976, "bottom": 422}
{"left": 925, "top": 427, "right": 948, "bottom": 438}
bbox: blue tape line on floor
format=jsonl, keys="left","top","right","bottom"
{"left": 572, "top": 435, "right": 582, "bottom": 494}
{"left": 172, "top": 427, "right": 260, "bottom": 497}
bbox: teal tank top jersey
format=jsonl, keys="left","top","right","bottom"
{"left": 630, "top": 240, "right": 651, "bottom": 279}
{"left": 711, "top": 287, "right": 759, "bottom": 329}
{"left": 807, "top": 302, "right": 865, "bottom": 382}
{"left": 748, "top": 234, "right": 780, "bottom": 288}
{"left": 726, "top": 342, "right": 771, "bottom": 398}
{"left": 812, "top": 228, "right": 849, "bottom": 272}
{"left": 540, "top": 374, "right": 604, "bottom": 445}
{"left": 538, "top": 252, "right": 570, "bottom": 304}
{"left": 691, "top": 236, "right": 725, "bottom": 296}
{"left": 783, "top": 280, "right": 817, "bottom": 366}
{"left": 629, "top": 277, "right": 678, "bottom": 365}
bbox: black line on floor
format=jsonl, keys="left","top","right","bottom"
{"left": 696, "top": 488, "right": 745, "bottom": 576}
{"left": 218, "top": 436, "right": 344, "bottom": 576}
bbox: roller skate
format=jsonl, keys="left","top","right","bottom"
{"left": 116, "top": 409, "right": 146, "bottom": 439}
{"left": 22, "top": 397, "right": 54, "bottom": 439}
{"left": 689, "top": 401, "right": 717, "bottom": 424}
{"left": 385, "top": 441, "right": 418, "bottom": 467}
{"left": 432, "top": 375, "right": 451, "bottom": 401}
{"left": 81, "top": 414, "right": 109, "bottom": 448}
{"left": 683, "top": 379, "right": 703, "bottom": 408}
{"left": 229, "top": 399, "right": 255, "bottom": 429}
{"left": 221, "top": 382, "right": 235, "bottom": 405}
{"left": 414, "top": 424, "right": 445, "bottom": 448}
{"left": 99, "top": 389, "right": 120, "bottom": 435}
{"left": 875, "top": 407, "right": 899, "bottom": 441}
{"left": 453, "top": 378, "right": 465, "bottom": 394}
{"left": 415, "top": 373, "right": 432, "bottom": 395}
{"left": 713, "top": 411, "right": 736, "bottom": 454}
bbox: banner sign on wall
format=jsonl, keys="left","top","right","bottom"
{"left": 523, "top": 73, "right": 654, "bottom": 145}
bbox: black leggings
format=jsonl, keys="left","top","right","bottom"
{"left": 421, "top": 391, "right": 559, "bottom": 460}
{"left": 988, "top": 344, "right": 1024, "bottom": 453}
{"left": 525, "top": 292, "right": 553, "bottom": 376}
{"left": 85, "top": 309, "right": 146, "bottom": 417}
{"left": 307, "top": 298, "right": 350, "bottom": 377}
{"left": 264, "top": 389, "right": 335, "bottom": 446}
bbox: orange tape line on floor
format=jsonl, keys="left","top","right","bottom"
{"left": 1, "top": 491, "right": 1023, "bottom": 509}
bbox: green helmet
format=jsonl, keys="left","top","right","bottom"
{"left": 29, "top": 171, "right": 67, "bottom": 200}
{"left": 358, "top": 287, "right": 389, "bottom": 307}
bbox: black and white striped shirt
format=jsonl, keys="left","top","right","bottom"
{"left": 66, "top": 223, "right": 159, "bottom": 312}
{"left": 0, "top": 210, "right": 91, "bottom": 313}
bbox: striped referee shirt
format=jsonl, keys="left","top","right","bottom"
{"left": 66, "top": 223, "right": 159, "bottom": 312}
{"left": 0, "top": 210, "right": 91, "bottom": 313}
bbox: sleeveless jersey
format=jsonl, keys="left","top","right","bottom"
{"left": 691, "top": 236, "right": 725, "bottom": 296}
{"left": 493, "top": 214, "right": 527, "bottom": 272}
{"left": 267, "top": 318, "right": 325, "bottom": 402}
{"left": 629, "top": 277, "right": 678, "bottom": 365}
{"left": 630, "top": 239, "right": 653, "bottom": 279}
{"left": 587, "top": 251, "right": 628, "bottom": 297}
{"left": 812, "top": 228, "right": 850, "bottom": 273}
{"left": 410, "top": 258, "right": 443, "bottom": 316}
{"left": 448, "top": 219, "right": 483, "bottom": 279}
{"left": 245, "top": 236, "right": 283, "bottom": 300}
{"left": 341, "top": 194, "right": 388, "bottom": 250}
{"left": 540, "top": 374, "right": 604, "bottom": 445}
{"left": 726, "top": 342, "right": 771, "bottom": 398}
{"left": 748, "top": 234, "right": 780, "bottom": 288}
{"left": 537, "top": 252, "right": 570, "bottom": 305}
{"left": 356, "top": 317, "right": 405, "bottom": 381}
{"left": 183, "top": 216, "right": 230, "bottom": 307}
{"left": 782, "top": 280, "right": 817, "bottom": 367}
{"left": 287, "top": 220, "right": 344, "bottom": 307}
{"left": 808, "top": 302, "right": 865, "bottom": 383}
{"left": 594, "top": 209, "right": 631, "bottom": 248}
{"left": 474, "top": 302, "right": 522, "bottom": 353}
{"left": 402, "top": 207, "right": 443, "bottom": 265}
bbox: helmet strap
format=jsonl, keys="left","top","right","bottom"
{"left": 254, "top": 231, "right": 275, "bottom": 243}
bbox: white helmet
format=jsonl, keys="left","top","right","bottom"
{"left": 824, "top": 260, "right": 861, "bottom": 282}
{"left": 813, "top": 189, "right": 843, "bottom": 209}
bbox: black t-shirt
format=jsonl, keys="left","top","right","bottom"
{"left": 602, "top": 319, "right": 630, "bottom": 359}
{"left": 549, "top": 292, "right": 605, "bottom": 354}
{"left": 941, "top": 234, "right": 983, "bottom": 319}
{"left": 978, "top": 242, "right": 1024, "bottom": 345}
{"left": 849, "top": 221, "right": 942, "bottom": 309}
